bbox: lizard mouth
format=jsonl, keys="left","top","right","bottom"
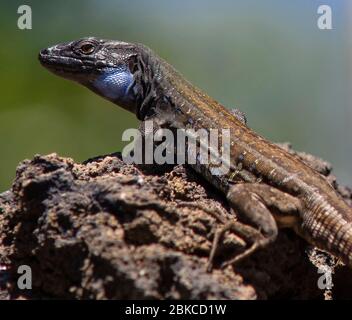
{"left": 38, "top": 49, "right": 95, "bottom": 76}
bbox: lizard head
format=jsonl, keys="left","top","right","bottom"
{"left": 39, "top": 37, "right": 147, "bottom": 115}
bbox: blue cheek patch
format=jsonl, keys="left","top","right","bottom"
{"left": 93, "top": 66, "right": 134, "bottom": 101}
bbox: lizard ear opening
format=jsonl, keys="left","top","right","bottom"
{"left": 128, "top": 55, "right": 139, "bottom": 74}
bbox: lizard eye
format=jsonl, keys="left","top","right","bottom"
{"left": 78, "top": 42, "right": 96, "bottom": 55}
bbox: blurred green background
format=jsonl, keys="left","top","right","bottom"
{"left": 0, "top": 0, "right": 351, "bottom": 191}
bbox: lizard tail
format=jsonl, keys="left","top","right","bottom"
{"left": 301, "top": 192, "right": 352, "bottom": 267}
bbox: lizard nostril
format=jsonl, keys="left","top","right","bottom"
{"left": 40, "top": 48, "right": 49, "bottom": 56}
{"left": 38, "top": 48, "right": 52, "bottom": 64}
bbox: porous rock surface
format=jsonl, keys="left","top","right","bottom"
{"left": 0, "top": 144, "right": 351, "bottom": 299}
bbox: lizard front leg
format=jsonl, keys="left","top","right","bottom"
{"left": 210, "top": 183, "right": 302, "bottom": 269}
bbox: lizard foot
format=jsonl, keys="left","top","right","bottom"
{"left": 207, "top": 220, "right": 262, "bottom": 272}
{"left": 208, "top": 183, "right": 302, "bottom": 270}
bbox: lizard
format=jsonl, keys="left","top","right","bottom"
{"left": 38, "top": 37, "right": 352, "bottom": 269}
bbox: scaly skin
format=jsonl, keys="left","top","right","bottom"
{"left": 39, "top": 37, "right": 352, "bottom": 267}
